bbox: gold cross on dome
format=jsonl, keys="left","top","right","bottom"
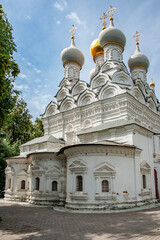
{"left": 133, "top": 31, "right": 141, "bottom": 45}
{"left": 70, "top": 25, "right": 77, "bottom": 39}
{"left": 99, "top": 12, "right": 108, "bottom": 30}
{"left": 107, "top": 5, "right": 116, "bottom": 20}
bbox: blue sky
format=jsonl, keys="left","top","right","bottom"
{"left": 1, "top": 0, "right": 160, "bottom": 120}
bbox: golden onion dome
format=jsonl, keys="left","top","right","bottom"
{"left": 90, "top": 38, "right": 103, "bottom": 62}
{"left": 150, "top": 81, "right": 155, "bottom": 87}
{"left": 150, "top": 75, "right": 155, "bottom": 88}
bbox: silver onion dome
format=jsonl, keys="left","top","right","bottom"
{"left": 128, "top": 44, "right": 149, "bottom": 71}
{"left": 99, "top": 20, "right": 126, "bottom": 49}
{"left": 61, "top": 38, "right": 85, "bottom": 68}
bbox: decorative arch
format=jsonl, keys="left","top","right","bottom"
{"left": 135, "top": 79, "right": 146, "bottom": 95}
{"left": 112, "top": 71, "right": 133, "bottom": 87}
{"left": 131, "top": 87, "right": 145, "bottom": 104}
{"left": 91, "top": 77, "right": 106, "bottom": 89}
{"left": 148, "top": 98, "right": 157, "bottom": 112}
{"left": 77, "top": 89, "right": 96, "bottom": 106}
{"left": 82, "top": 119, "right": 92, "bottom": 129}
{"left": 66, "top": 123, "right": 74, "bottom": 132}
{"left": 60, "top": 96, "right": 76, "bottom": 112}
{"left": 56, "top": 87, "right": 69, "bottom": 102}
{"left": 98, "top": 83, "right": 122, "bottom": 100}
{"left": 71, "top": 81, "right": 87, "bottom": 96}
{"left": 43, "top": 101, "right": 58, "bottom": 117}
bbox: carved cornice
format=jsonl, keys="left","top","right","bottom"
{"left": 64, "top": 145, "right": 138, "bottom": 158}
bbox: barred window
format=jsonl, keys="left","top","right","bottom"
{"left": 21, "top": 180, "right": 25, "bottom": 190}
{"left": 35, "top": 177, "right": 40, "bottom": 190}
{"left": 142, "top": 175, "right": 146, "bottom": 189}
{"left": 102, "top": 180, "right": 109, "bottom": 192}
{"left": 52, "top": 181, "right": 58, "bottom": 191}
{"left": 76, "top": 175, "right": 83, "bottom": 191}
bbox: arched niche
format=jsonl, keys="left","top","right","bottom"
{"left": 77, "top": 90, "right": 96, "bottom": 107}
{"left": 56, "top": 88, "right": 69, "bottom": 102}
{"left": 72, "top": 81, "right": 87, "bottom": 96}
{"left": 91, "top": 77, "right": 106, "bottom": 89}
{"left": 60, "top": 97, "right": 75, "bottom": 112}
{"left": 148, "top": 99, "right": 157, "bottom": 112}
{"left": 112, "top": 72, "right": 133, "bottom": 87}
{"left": 82, "top": 119, "right": 92, "bottom": 129}
{"left": 131, "top": 87, "right": 145, "bottom": 104}
{"left": 43, "top": 101, "right": 58, "bottom": 117}
{"left": 99, "top": 84, "right": 120, "bottom": 100}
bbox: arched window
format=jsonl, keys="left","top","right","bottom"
{"left": 68, "top": 68, "right": 74, "bottom": 77}
{"left": 76, "top": 175, "right": 83, "bottom": 191}
{"left": 21, "top": 180, "right": 25, "bottom": 190}
{"left": 142, "top": 175, "right": 146, "bottom": 189}
{"left": 102, "top": 180, "right": 109, "bottom": 192}
{"left": 52, "top": 181, "right": 58, "bottom": 191}
{"left": 112, "top": 49, "right": 118, "bottom": 60}
{"left": 35, "top": 177, "right": 40, "bottom": 190}
{"left": 8, "top": 178, "right": 11, "bottom": 189}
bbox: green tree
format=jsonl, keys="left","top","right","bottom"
{"left": 32, "top": 117, "right": 44, "bottom": 139}
{"left": 0, "top": 4, "right": 20, "bottom": 129}
{"left": 4, "top": 98, "right": 33, "bottom": 145}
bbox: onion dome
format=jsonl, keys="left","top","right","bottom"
{"left": 128, "top": 44, "right": 149, "bottom": 72}
{"left": 99, "top": 18, "right": 126, "bottom": 49}
{"left": 61, "top": 37, "right": 85, "bottom": 69}
{"left": 90, "top": 38, "right": 104, "bottom": 62}
{"left": 150, "top": 74, "right": 155, "bottom": 88}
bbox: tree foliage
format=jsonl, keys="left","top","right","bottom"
{"left": 0, "top": 5, "right": 44, "bottom": 193}
{"left": 0, "top": 4, "right": 20, "bottom": 129}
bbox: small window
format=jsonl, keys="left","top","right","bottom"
{"left": 76, "top": 175, "right": 83, "bottom": 191}
{"left": 52, "top": 181, "right": 58, "bottom": 191}
{"left": 102, "top": 180, "right": 109, "bottom": 192}
{"left": 21, "top": 180, "right": 25, "bottom": 190}
{"left": 68, "top": 67, "right": 74, "bottom": 77}
{"left": 142, "top": 175, "right": 146, "bottom": 189}
{"left": 8, "top": 178, "right": 11, "bottom": 189}
{"left": 35, "top": 177, "right": 40, "bottom": 190}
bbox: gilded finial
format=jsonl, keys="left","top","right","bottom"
{"left": 150, "top": 74, "right": 155, "bottom": 88}
{"left": 107, "top": 5, "right": 116, "bottom": 21}
{"left": 70, "top": 25, "right": 77, "bottom": 40}
{"left": 133, "top": 31, "right": 141, "bottom": 46}
{"left": 99, "top": 12, "right": 108, "bottom": 30}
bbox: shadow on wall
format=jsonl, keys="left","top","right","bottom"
{"left": 0, "top": 203, "right": 160, "bottom": 240}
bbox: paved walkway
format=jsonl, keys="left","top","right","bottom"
{"left": 0, "top": 202, "right": 160, "bottom": 240}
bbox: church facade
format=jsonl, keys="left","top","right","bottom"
{"left": 5, "top": 7, "right": 160, "bottom": 209}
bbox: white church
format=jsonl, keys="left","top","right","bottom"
{"left": 5, "top": 7, "right": 160, "bottom": 209}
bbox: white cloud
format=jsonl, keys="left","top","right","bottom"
{"left": 66, "top": 12, "right": 82, "bottom": 25}
{"left": 56, "top": 20, "right": 61, "bottom": 24}
{"left": 35, "top": 79, "right": 41, "bottom": 83}
{"left": 19, "top": 73, "right": 27, "bottom": 79}
{"left": 15, "top": 84, "right": 29, "bottom": 90}
{"left": 34, "top": 67, "right": 41, "bottom": 73}
{"left": 54, "top": 0, "right": 67, "bottom": 11}
{"left": 27, "top": 15, "right": 31, "bottom": 20}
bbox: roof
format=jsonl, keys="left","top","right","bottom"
{"left": 21, "top": 135, "right": 65, "bottom": 147}
{"left": 57, "top": 140, "right": 141, "bottom": 155}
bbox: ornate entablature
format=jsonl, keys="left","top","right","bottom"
{"left": 94, "top": 162, "right": 116, "bottom": 177}
{"left": 69, "top": 159, "right": 87, "bottom": 174}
